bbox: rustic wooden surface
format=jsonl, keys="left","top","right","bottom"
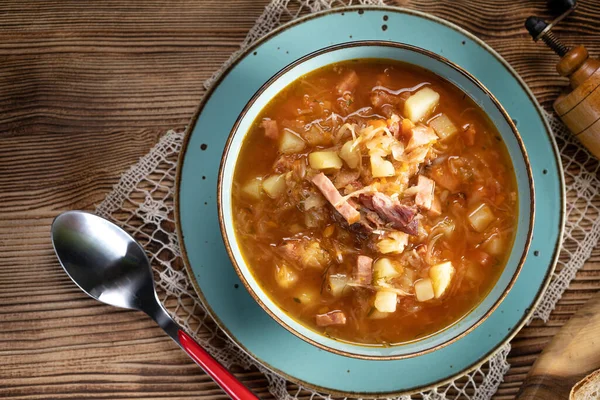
{"left": 1, "top": 0, "right": 599, "bottom": 398}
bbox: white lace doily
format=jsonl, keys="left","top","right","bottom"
{"left": 95, "top": 1, "right": 600, "bottom": 398}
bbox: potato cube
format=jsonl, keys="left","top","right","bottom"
{"left": 339, "top": 140, "right": 361, "bottom": 169}
{"left": 376, "top": 232, "right": 409, "bottom": 254}
{"left": 484, "top": 234, "right": 505, "bottom": 256}
{"left": 468, "top": 203, "right": 495, "bottom": 232}
{"left": 373, "top": 258, "right": 402, "bottom": 283}
{"left": 374, "top": 291, "right": 397, "bottom": 313}
{"left": 429, "top": 261, "right": 455, "bottom": 298}
{"left": 309, "top": 151, "right": 343, "bottom": 170}
{"left": 242, "top": 177, "right": 262, "bottom": 199}
{"left": 368, "top": 309, "right": 390, "bottom": 319}
{"left": 303, "top": 193, "right": 325, "bottom": 210}
{"left": 262, "top": 174, "right": 287, "bottom": 198}
{"left": 415, "top": 278, "right": 435, "bottom": 302}
{"left": 464, "top": 261, "right": 484, "bottom": 282}
{"left": 397, "top": 268, "right": 416, "bottom": 293}
{"left": 296, "top": 289, "right": 318, "bottom": 305}
{"left": 370, "top": 155, "right": 395, "bottom": 177}
{"left": 279, "top": 129, "right": 306, "bottom": 154}
{"left": 429, "top": 113, "right": 458, "bottom": 141}
{"left": 404, "top": 87, "right": 440, "bottom": 123}
{"left": 328, "top": 273, "right": 349, "bottom": 297}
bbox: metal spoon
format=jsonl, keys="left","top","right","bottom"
{"left": 51, "top": 210, "right": 258, "bottom": 400}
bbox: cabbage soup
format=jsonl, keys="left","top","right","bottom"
{"left": 231, "top": 59, "right": 517, "bottom": 345}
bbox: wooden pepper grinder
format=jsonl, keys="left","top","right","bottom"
{"left": 515, "top": 3, "right": 600, "bottom": 398}
{"left": 525, "top": 2, "right": 600, "bottom": 158}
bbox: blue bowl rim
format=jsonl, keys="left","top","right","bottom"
{"left": 216, "top": 39, "right": 535, "bottom": 360}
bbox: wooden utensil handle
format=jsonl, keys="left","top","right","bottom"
{"left": 178, "top": 330, "right": 259, "bottom": 400}
{"left": 516, "top": 292, "right": 600, "bottom": 399}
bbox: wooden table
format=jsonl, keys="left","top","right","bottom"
{"left": 1, "top": 1, "right": 599, "bottom": 398}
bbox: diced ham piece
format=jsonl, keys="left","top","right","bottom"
{"left": 354, "top": 255, "right": 373, "bottom": 284}
{"left": 336, "top": 70, "right": 359, "bottom": 94}
{"left": 429, "top": 196, "right": 442, "bottom": 216}
{"left": 261, "top": 119, "right": 279, "bottom": 139}
{"left": 358, "top": 194, "right": 374, "bottom": 210}
{"left": 331, "top": 209, "right": 373, "bottom": 240}
{"left": 406, "top": 125, "right": 438, "bottom": 151}
{"left": 371, "top": 193, "right": 416, "bottom": 227}
{"left": 415, "top": 175, "right": 436, "bottom": 210}
{"left": 364, "top": 209, "right": 386, "bottom": 229}
{"left": 370, "top": 90, "right": 399, "bottom": 108}
{"left": 360, "top": 193, "right": 419, "bottom": 236}
{"left": 370, "top": 90, "right": 410, "bottom": 109}
{"left": 311, "top": 173, "right": 360, "bottom": 224}
{"left": 379, "top": 104, "right": 396, "bottom": 118}
{"left": 316, "top": 310, "right": 347, "bottom": 326}
{"left": 402, "top": 219, "right": 419, "bottom": 236}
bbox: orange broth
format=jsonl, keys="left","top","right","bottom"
{"left": 232, "top": 60, "right": 517, "bottom": 345}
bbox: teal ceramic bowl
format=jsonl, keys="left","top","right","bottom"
{"left": 218, "top": 41, "right": 534, "bottom": 360}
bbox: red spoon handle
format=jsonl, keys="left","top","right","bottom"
{"left": 178, "top": 330, "right": 258, "bottom": 400}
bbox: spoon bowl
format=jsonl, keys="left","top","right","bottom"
{"left": 52, "top": 211, "right": 156, "bottom": 311}
{"left": 51, "top": 210, "right": 257, "bottom": 400}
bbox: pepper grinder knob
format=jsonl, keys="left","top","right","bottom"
{"left": 525, "top": 16, "right": 569, "bottom": 57}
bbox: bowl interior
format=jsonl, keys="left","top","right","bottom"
{"left": 219, "top": 42, "right": 532, "bottom": 359}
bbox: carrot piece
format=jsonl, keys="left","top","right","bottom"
{"left": 401, "top": 118, "right": 414, "bottom": 136}
{"left": 368, "top": 119, "right": 387, "bottom": 129}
